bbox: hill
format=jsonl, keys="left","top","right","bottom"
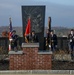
{"left": 0, "top": 26, "right": 23, "bottom": 37}
{"left": 45, "top": 26, "right": 71, "bottom": 37}
{"left": 0, "top": 26, "right": 72, "bottom": 37}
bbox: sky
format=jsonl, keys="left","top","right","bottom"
{"left": 0, "top": 0, "right": 74, "bottom": 28}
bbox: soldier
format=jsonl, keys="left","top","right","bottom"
{"left": 31, "top": 31, "right": 38, "bottom": 43}
{"left": 68, "top": 29, "right": 74, "bottom": 60}
{"left": 11, "top": 30, "right": 19, "bottom": 51}
{"left": 50, "top": 30, "right": 58, "bottom": 52}
{"left": 25, "top": 31, "right": 38, "bottom": 43}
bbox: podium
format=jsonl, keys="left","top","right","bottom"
{"left": 9, "top": 43, "right": 52, "bottom": 70}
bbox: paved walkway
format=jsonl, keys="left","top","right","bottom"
{"left": 0, "top": 70, "right": 74, "bottom": 74}
{"left": 2, "top": 74, "right": 73, "bottom": 75}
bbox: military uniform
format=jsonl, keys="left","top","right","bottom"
{"left": 68, "top": 33, "right": 74, "bottom": 60}
{"left": 11, "top": 30, "right": 18, "bottom": 50}
{"left": 50, "top": 33, "right": 57, "bottom": 52}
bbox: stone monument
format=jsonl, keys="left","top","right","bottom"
{"left": 21, "top": 6, "right": 45, "bottom": 50}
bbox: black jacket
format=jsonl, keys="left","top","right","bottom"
{"left": 68, "top": 34, "right": 74, "bottom": 45}
{"left": 11, "top": 34, "right": 18, "bottom": 46}
{"left": 27, "top": 34, "right": 38, "bottom": 43}
{"left": 51, "top": 34, "right": 57, "bottom": 45}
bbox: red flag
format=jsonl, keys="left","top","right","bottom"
{"left": 24, "top": 18, "right": 31, "bottom": 36}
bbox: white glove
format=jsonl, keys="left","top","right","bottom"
{"left": 49, "top": 45, "right": 51, "bottom": 48}
{"left": 9, "top": 38, "right": 13, "bottom": 42}
{"left": 70, "top": 39, "right": 72, "bottom": 42}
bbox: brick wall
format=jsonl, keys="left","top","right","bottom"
{"left": 37, "top": 54, "right": 52, "bottom": 69}
{"left": 9, "top": 43, "right": 52, "bottom": 70}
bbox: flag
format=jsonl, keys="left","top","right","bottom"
{"left": 9, "top": 18, "right": 12, "bottom": 39}
{"left": 9, "top": 18, "right": 12, "bottom": 51}
{"left": 24, "top": 17, "right": 31, "bottom": 36}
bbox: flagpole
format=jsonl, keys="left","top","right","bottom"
{"left": 9, "top": 17, "right": 12, "bottom": 51}
{"left": 48, "top": 17, "right": 51, "bottom": 51}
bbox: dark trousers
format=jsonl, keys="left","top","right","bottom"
{"left": 69, "top": 43, "right": 74, "bottom": 60}
{"left": 11, "top": 42, "right": 17, "bottom": 50}
{"left": 51, "top": 44, "right": 57, "bottom": 52}
{"left": 70, "top": 44, "right": 74, "bottom": 60}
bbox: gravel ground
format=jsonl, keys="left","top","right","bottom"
{"left": 52, "top": 60, "right": 74, "bottom": 70}
{"left": 0, "top": 60, "right": 9, "bottom": 70}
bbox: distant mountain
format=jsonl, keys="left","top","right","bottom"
{"left": 52, "top": 26, "right": 71, "bottom": 37}
{"left": 0, "top": 26, "right": 23, "bottom": 37}
{"left": 0, "top": 26, "right": 9, "bottom": 32}
{"left": 0, "top": 26, "right": 72, "bottom": 37}
{"left": 45, "top": 26, "right": 71, "bottom": 37}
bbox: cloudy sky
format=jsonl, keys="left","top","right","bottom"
{"left": 0, "top": 0, "right": 74, "bottom": 28}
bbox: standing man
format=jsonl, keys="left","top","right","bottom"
{"left": 31, "top": 31, "right": 38, "bottom": 43}
{"left": 25, "top": 31, "right": 38, "bottom": 43}
{"left": 11, "top": 30, "right": 19, "bottom": 51}
{"left": 50, "top": 30, "right": 58, "bottom": 52}
{"left": 68, "top": 29, "right": 74, "bottom": 61}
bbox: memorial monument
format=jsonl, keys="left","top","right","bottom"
{"left": 9, "top": 5, "right": 52, "bottom": 70}
{"left": 22, "top": 6, "right": 45, "bottom": 50}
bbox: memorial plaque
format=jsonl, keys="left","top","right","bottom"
{"left": 22, "top": 6, "right": 45, "bottom": 50}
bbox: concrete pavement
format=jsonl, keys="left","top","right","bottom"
{"left": 0, "top": 74, "right": 73, "bottom": 75}
{"left": 0, "top": 70, "right": 74, "bottom": 74}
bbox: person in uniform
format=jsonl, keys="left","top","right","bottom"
{"left": 50, "top": 30, "right": 58, "bottom": 52}
{"left": 25, "top": 31, "right": 38, "bottom": 43}
{"left": 11, "top": 30, "right": 18, "bottom": 51}
{"left": 31, "top": 31, "right": 38, "bottom": 43}
{"left": 68, "top": 29, "right": 74, "bottom": 60}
